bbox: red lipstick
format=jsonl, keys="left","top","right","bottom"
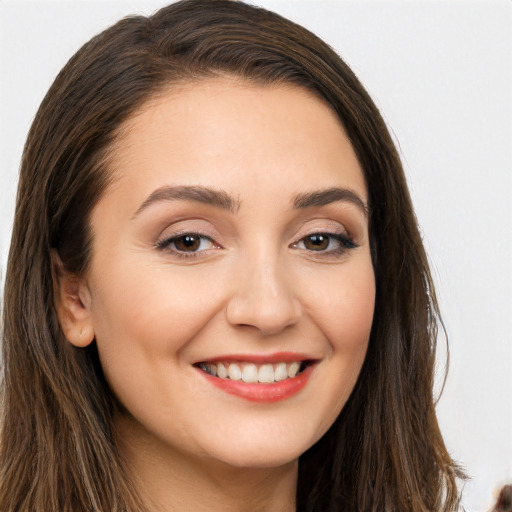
{"left": 194, "top": 353, "right": 316, "bottom": 402}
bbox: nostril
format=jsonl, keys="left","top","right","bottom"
{"left": 225, "top": 299, "right": 301, "bottom": 336}
{"left": 225, "top": 258, "right": 302, "bottom": 334}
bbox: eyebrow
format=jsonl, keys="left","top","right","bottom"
{"left": 133, "top": 185, "right": 240, "bottom": 217}
{"left": 133, "top": 185, "right": 368, "bottom": 218}
{"left": 292, "top": 187, "right": 369, "bottom": 217}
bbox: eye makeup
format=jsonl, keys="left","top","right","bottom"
{"left": 149, "top": 200, "right": 364, "bottom": 263}
{"left": 155, "top": 229, "right": 358, "bottom": 261}
{"left": 291, "top": 231, "right": 357, "bottom": 258}
{"left": 155, "top": 230, "right": 221, "bottom": 259}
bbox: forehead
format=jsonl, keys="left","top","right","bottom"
{"left": 104, "top": 78, "right": 367, "bottom": 204}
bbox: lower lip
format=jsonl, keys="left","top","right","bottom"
{"left": 197, "top": 364, "right": 314, "bottom": 402}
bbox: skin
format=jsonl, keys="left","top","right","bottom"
{"left": 56, "top": 78, "right": 375, "bottom": 511}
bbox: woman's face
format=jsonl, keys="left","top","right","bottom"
{"left": 77, "top": 79, "right": 375, "bottom": 469}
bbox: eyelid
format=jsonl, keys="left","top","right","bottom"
{"left": 290, "top": 218, "right": 352, "bottom": 242}
{"left": 156, "top": 226, "right": 218, "bottom": 244}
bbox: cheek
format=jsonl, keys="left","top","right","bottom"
{"left": 288, "top": 256, "right": 374, "bottom": 441}
{"left": 88, "top": 260, "right": 227, "bottom": 365}
{"left": 318, "top": 258, "right": 375, "bottom": 415}
{"left": 87, "top": 261, "right": 231, "bottom": 431}
{"left": 305, "top": 256, "right": 375, "bottom": 351}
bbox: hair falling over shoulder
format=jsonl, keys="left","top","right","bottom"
{"left": 0, "top": 1, "right": 465, "bottom": 510}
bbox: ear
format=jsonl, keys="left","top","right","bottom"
{"left": 51, "top": 250, "right": 95, "bottom": 347}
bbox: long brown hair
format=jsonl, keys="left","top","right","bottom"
{"left": 1, "top": 1, "right": 464, "bottom": 510}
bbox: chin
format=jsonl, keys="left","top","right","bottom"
{"left": 214, "top": 448, "right": 302, "bottom": 470}
{"left": 202, "top": 428, "right": 318, "bottom": 470}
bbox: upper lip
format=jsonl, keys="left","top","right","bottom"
{"left": 194, "top": 351, "right": 318, "bottom": 365}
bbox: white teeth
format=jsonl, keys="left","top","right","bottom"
{"left": 258, "top": 364, "right": 274, "bottom": 383}
{"left": 199, "top": 360, "right": 307, "bottom": 382}
{"left": 217, "top": 362, "right": 228, "bottom": 379}
{"left": 274, "top": 362, "right": 288, "bottom": 381}
{"left": 242, "top": 364, "right": 258, "bottom": 383}
{"left": 287, "top": 362, "right": 300, "bottom": 378}
{"left": 228, "top": 363, "right": 242, "bottom": 381}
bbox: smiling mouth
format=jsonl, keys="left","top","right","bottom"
{"left": 195, "top": 360, "right": 312, "bottom": 383}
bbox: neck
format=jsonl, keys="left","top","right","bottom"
{"left": 115, "top": 414, "right": 297, "bottom": 512}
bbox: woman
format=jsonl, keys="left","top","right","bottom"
{"left": 0, "top": 0, "right": 464, "bottom": 510}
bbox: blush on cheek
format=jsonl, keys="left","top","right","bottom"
{"left": 318, "top": 268, "right": 375, "bottom": 349}
{"left": 92, "top": 263, "right": 216, "bottom": 351}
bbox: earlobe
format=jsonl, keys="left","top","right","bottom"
{"left": 51, "top": 250, "right": 95, "bottom": 347}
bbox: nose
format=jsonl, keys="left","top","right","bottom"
{"left": 225, "top": 252, "right": 302, "bottom": 336}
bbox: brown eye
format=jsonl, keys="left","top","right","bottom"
{"left": 173, "top": 235, "right": 201, "bottom": 252}
{"left": 156, "top": 233, "right": 217, "bottom": 256}
{"left": 292, "top": 232, "right": 357, "bottom": 257}
{"left": 303, "top": 234, "right": 329, "bottom": 251}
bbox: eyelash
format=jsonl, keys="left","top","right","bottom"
{"left": 156, "top": 232, "right": 219, "bottom": 259}
{"left": 156, "top": 231, "right": 358, "bottom": 260}
{"left": 291, "top": 232, "right": 358, "bottom": 257}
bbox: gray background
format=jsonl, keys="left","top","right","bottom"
{"left": 1, "top": 1, "right": 511, "bottom": 510}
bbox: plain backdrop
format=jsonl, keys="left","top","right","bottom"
{"left": 1, "top": 1, "right": 511, "bottom": 510}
